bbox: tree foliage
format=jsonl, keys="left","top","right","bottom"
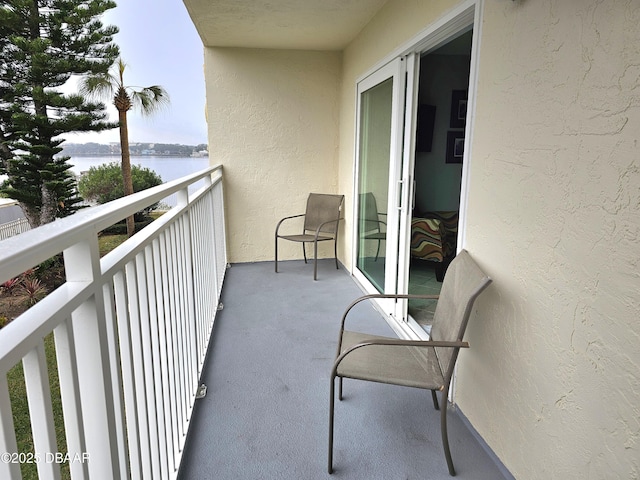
{"left": 80, "top": 58, "right": 169, "bottom": 236}
{"left": 78, "top": 162, "right": 163, "bottom": 217}
{"left": 0, "top": 0, "right": 119, "bottom": 227}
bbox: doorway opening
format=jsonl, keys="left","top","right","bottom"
{"left": 408, "top": 31, "right": 473, "bottom": 332}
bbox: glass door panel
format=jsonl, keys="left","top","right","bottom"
{"left": 356, "top": 77, "right": 393, "bottom": 292}
{"left": 353, "top": 57, "right": 407, "bottom": 324}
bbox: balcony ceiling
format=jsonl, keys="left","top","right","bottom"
{"left": 182, "top": 0, "right": 389, "bottom": 50}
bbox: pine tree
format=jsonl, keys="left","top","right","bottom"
{"left": 0, "top": 0, "right": 119, "bottom": 227}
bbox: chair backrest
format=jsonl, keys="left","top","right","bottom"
{"left": 430, "top": 249, "right": 492, "bottom": 379}
{"left": 359, "top": 192, "right": 382, "bottom": 232}
{"left": 304, "top": 194, "right": 344, "bottom": 234}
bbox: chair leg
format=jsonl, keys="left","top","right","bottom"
{"left": 314, "top": 239, "right": 318, "bottom": 280}
{"left": 435, "top": 262, "right": 445, "bottom": 282}
{"left": 431, "top": 390, "right": 440, "bottom": 410}
{"left": 374, "top": 239, "right": 381, "bottom": 261}
{"left": 302, "top": 242, "right": 308, "bottom": 264}
{"left": 334, "top": 238, "right": 339, "bottom": 270}
{"left": 338, "top": 377, "right": 343, "bottom": 400}
{"left": 275, "top": 236, "right": 279, "bottom": 273}
{"left": 440, "top": 388, "right": 456, "bottom": 476}
{"left": 328, "top": 375, "right": 336, "bottom": 474}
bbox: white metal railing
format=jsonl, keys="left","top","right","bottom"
{"left": 0, "top": 165, "right": 227, "bottom": 479}
{"left": 0, "top": 218, "right": 30, "bottom": 241}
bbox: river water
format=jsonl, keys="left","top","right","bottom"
{"left": 68, "top": 155, "right": 210, "bottom": 182}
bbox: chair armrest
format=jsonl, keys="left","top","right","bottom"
{"left": 345, "top": 338, "right": 468, "bottom": 350}
{"left": 275, "top": 213, "right": 305, "bottom": 235}
{"left": 314, "top": 217, "right": 344, "bottom": 237}
{"left": 332, "top": 338, "right": 469, "bottom": 378}
{"left": 339, "top": 293, "right": 439, "bottom": 331}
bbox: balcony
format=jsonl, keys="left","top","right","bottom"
{"left": 0, "top": 166, "right": 509, "bottom": 479}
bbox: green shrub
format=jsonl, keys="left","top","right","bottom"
{"left": 77, "top": 162, "right": 163, "bottom": 218}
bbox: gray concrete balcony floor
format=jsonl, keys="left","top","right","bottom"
{"left": 178, "top": 260, "right": 511, "bottom": 480}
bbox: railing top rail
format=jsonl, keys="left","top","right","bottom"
{"left": 0, "top": 164, "right": 222, "bottom": 284}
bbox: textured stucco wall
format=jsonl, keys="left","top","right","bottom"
{"left": 204, "top": 48, "right": 342, "bottom": 263}
{"left": 456, "top": 1, "right": 640, "bottom": 478}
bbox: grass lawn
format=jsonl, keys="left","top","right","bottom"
{"left": 98, "top": 233, "right": 128, "bottom": 256}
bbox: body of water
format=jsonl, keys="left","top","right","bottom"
{"left": 69, "top": 155, "right": 210, "bottom": 183}
{"left": 1, "top": 156, "right": 210, "bottom": 185}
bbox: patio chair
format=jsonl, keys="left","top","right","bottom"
{"left": 328, "top": 249, "right": 492, "bottom": 475}
{"left": 275, "top": 193, "right": 344, "bottom": 280}
{"left": 360, "top": 192, "right": 386, "bottom": 261}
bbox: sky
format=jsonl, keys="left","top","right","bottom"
{"left": 63, "top": 0, "right": 208, "bottom": 146}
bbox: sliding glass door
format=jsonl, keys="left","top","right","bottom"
{"left": 355, "top": 74, "right": 394, "bottom": 292}
{"left": 353, "top": 57, "right": 418, "bottom": 329}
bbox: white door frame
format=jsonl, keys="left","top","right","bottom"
{"left": 351, "top": 57, "right": 407, "bottom": 324}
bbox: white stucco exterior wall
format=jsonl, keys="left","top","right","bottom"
{"left": 335, "top": 0, "right": 639, "bottom": 478}
{"left": 204, "top": 48, "right": 342, "bottom": 263}
{"left": 457, "top": 1, "right": 640, "bottom": 478}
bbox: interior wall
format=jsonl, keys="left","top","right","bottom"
{"left": 204, "top": 48, "right": 342, "bottom": 263}
{"left": 414, "top": 54, "right": 470, "bottom": 213}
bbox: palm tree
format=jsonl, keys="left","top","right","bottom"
{"left": 80, "top": 58, "right": 169, "bottom": 236}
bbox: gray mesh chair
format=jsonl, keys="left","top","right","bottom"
{"left": 360, "top": 192, "right": 386, "bottom": 261}
{"left": 275, "top": 193, "right": 344, "bottom": 280}
{"left": 328, "top": 249, "right": 492, "bottom": 475}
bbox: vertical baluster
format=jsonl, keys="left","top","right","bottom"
{"left": 23, "top": 341, "right": 61, "bottom": 480}
{"left": 135, "top": 251, "right": 162, "bottom": 479}
{"left": 145, "top": 244, "right": 169, "bottom": 479}
{"left": 102, "top": 282, "right": 129, "bottom": 479}
{"left": 159, "top": 231, "right": 180, "bottom": 469}
{"left": 124, "top": 260, "right": 152, "bottom": 478}
{"left": 114, "top": 270, "right": 142, "bottom": 478}
{"left": 178, "top": 189, "right": 199, "bottom": 406}
{"left": 166, "top": 223, "right": 185, "bottom": 440}
{"left": 0, "top": 373, "right": 21, "bottom": 479}
{"left": 54, "top": 319, "right": 89, "bottom": 480}
{"left": 64, "top": 237, "right": 120, "bottom": 479}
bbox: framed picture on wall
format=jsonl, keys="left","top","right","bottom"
{"left": 446, "top": 131, "right": 464, "bottom": 164}
{"left": 449, "top": 90, "right": 467, "bottom": 128}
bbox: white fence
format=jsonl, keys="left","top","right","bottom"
{"left": 0, "top": 165, "right": 227, "bottom": 479}
{"left": 0, "top": 218, "right": 30, "bottom": 241}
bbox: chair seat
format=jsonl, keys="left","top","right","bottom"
{"left": 337, "top": 331, "right": 445, "bottom": 390}
{"left": 278, "top": 233, "right": 334, "bottom": 243}
{"left": 363, "top": 232, "right": 386, "bottom": 241}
